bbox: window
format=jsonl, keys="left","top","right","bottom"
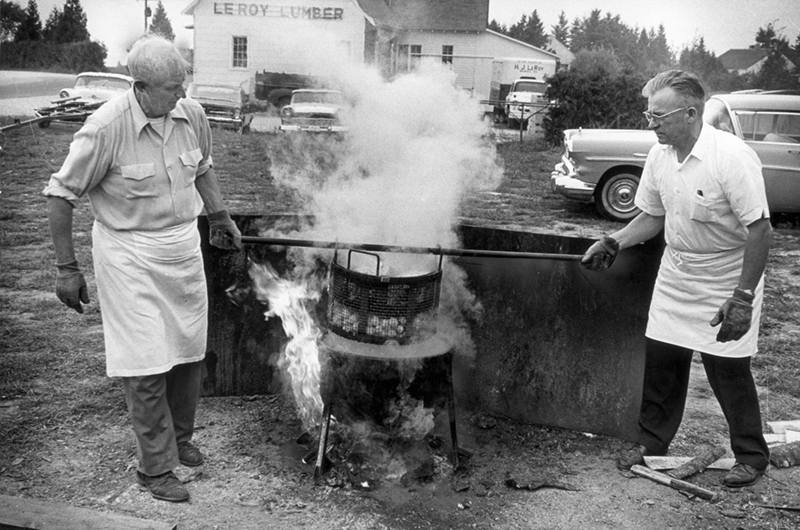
{"left": 232, "top": 36, "right": 248, "bottom": 68}
{"left": 442, "top": 45, "right": 453, "bottom": 65}
{"left": 736, "top": 111, "right": 800, "bottom": 143}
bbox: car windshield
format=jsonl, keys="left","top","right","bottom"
{"left": 76, "top": 76, "right": 131, "bottom": 90}
{"left": 292, "top": 92, "right": 343, "bottom": 105}
{"left": 512, "top": 81, "right": 546, "bottom": 94}
{"left": 188, "top": 85, "right": 239, "bottom": 103}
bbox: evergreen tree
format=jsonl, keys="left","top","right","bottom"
{"left": 0, "top": 0, "right": 25, "bottom": 42}
{"left": 149, "top": 0, "right": 174, "bottom": 41}
{"left": 508, "top": 10, "right": 548, "bottom": 49}
{"left": 487, "top": 19, "right": 506, "bottom": 34}
{"left": 15, "top": 0, "right": 43, "bottom": 41}
{"left": 551, "top": 11, "right": 569, "bottom": 46}
{"left": 44, "top": 0, "right": 89, "bottom": 43}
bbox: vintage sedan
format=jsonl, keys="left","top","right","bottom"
{"left": 186, "top": 83, "right": 255, "bottom": 133}
{"left": 279, "top": 89, "right": 348, "bottom": 133}
{"left": 551, "top": 93, "right": 800, "bottom": 221}
{"left": 57, "top": 72, "right": 133, "bottom": 103}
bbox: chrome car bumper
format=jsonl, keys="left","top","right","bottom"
{"left": 550, "top": 160, "right": 595, "bottom": 201}
{"left": 279, "top": 124, "right": 348, "bottom": 133}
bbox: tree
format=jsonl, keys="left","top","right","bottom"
{"left": 487, "top": 19, "right": 506, "bottom": 34}
{"left": 551, "top": 11, "right": 569, "bottom": 47}
{"left": 677, "top": 38, "right": 741, "bottom": 93}
{"left": 43, "top": 0, "right": 89, "bottom": 43}
{"left": 569, "top": 10, "right": 641, "bottom": 69}
{"left": 149, "top": 0, "right": 174, "bottom": 41}
{"left": 15, "top": 0, "right": 43, "bottom": 41}
{"left": 750, "top": 24, "right": 797, "bottom": 91}
{"left": 507, "top": 10, "right": 548, "bottom": 49}
{"left": 0, "top": 0, "right": 25, "bottom": 42}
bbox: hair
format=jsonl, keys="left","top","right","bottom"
{"left": 127, "top": 35, "right": 188, "bottom": 87}
{"left": 642, "top": 70, "right": 706, "bottom": 112}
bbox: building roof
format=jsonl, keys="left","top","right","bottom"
{"left": 387, "top": 0, "right": 489, "bottom": 32}
{"left": 719, "top": 48, "right": 769, "bottom": 71}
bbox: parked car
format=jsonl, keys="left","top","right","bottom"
{"left": 551, "top": 93, "right": 800, "bottom": 221}
{"left": 186, "top": 83, "right": 255, "bottom": 133}
{"left": 279, "top": 89, "right": 348, "bottom": 133}
{"left": 57, "top": 72, "right": 133, "bottom": 103}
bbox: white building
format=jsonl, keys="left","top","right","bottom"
{"left": 182, "top": 0, "right": 561, "bottom": 101}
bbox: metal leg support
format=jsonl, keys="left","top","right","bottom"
{"left": 314, "top": 402, "right": 332, "bottom": 481}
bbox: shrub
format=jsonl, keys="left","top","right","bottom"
{"left": 542, "top": 68, "right": 649, "bottom": 146}
{"left": 0, "top": 40, "right": 106, "bottom": 73}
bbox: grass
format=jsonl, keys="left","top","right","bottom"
{"left": 2, "top": 118, "right": 800, "bottom": 475}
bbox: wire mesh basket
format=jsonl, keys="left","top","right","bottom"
{"left": 327, "top": 250, "right": 442, "bottom": 345}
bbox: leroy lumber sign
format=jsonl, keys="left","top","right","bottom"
{"left": 213, "top": 3, "right": 345, "bottom": 19}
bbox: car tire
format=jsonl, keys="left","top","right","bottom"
{"left": 595, "top": 169, "right": 642, "bottom": 222}
{"left": 38, "top": 120, "right": 51, "bottom": 129}
{"left": 59, "top": 91, "right": 69, "bottom": 99}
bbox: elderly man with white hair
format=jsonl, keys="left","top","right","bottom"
{"left": 44, "top": 34, "right": 241, "bottom": 502}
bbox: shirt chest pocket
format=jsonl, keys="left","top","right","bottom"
{"left": 690, "top": 194, "right": 725, "bottom": 223}
{"left": 120, "top": 163, "right": 158, "bottom": 199}
{"left": 179, "top": 149, "right": 203, "bottom": 187}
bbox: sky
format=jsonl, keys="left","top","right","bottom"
{"left": 488, "top": 0, "right": 800, "bottom": 56}
{"left": 26, "top": 0, "right": 800, "bottom": 66}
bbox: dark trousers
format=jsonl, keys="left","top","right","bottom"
{"left": 637, "top": 338, "right": 769, "bottom": 470}
{"left": 121, "top": 360, "right": 203, "bottom": 476}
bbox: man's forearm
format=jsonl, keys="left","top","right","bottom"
{"left": 195, "top": 167, "right": 227, "bottom": 214}
{"left": 47, "top": 196, "right": 77, "bottom": 264}
{"left": 738, "top": 217, "right": 772, "bottom": 292}
{"left": 610, "top": 212, "right": 665, "bottom": 250}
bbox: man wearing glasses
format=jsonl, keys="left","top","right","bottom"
{"left": 582, "top": 70, "right": 772, "bottom": 487}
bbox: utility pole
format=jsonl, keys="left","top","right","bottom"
{"left": 144, "top": 0, "right": 151, "bottom": 31}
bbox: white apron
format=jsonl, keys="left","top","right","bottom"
{"left": 646, "top": 245, "right": 763, "bottom": 358}
{"left": 92, "top": 220, "right": 208, "bottom": 377}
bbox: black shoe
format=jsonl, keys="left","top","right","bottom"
{"left": 616, "top": 444, "right": 666, "bottom": 471}
{"left": 136, "top": 471, "right": 189, "bottom": 502}
{"left": 721, "top": 462, "right": 765, "bottom": 488}
{"left": 178, "top": 441, "right": 204, "bottom": 467}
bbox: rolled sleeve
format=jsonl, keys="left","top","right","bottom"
{"left": 724, "top": 146, "right": 769, "bottom": 226}
{"left": 42, "top": 123, "right": 110, "bottom": 205}
{"left": 634, "top": 149, "right": 667, "bottom": 217}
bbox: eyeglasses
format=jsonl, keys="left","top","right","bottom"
{"left": 643, "top": 106, "right": 692, "bottom": 123}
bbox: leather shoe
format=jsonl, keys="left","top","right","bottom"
{"left": 721, "top": 462, "right": 765, "bottom": 488}
{"left": 616, "top": 444, "right": 666, "bottom": 471}
{"left": 178, "top": 441, "right": 204, "bottom": 467}
{"left": 136, "top": 471, "right": 189, "bottom": 502}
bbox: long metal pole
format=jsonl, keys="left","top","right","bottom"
{"left": 240, "top": 236, "right": 583, "bottom": 261}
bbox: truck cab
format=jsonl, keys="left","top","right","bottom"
{"left": 505, "top": 77, "right": 548, "bottom": 129}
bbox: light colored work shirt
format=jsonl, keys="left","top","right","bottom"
{"left": 635, "top": 123, "right": 769, "bottom": 357}
{"left": 42, "top": 90, "right": 213, "bottom": 230}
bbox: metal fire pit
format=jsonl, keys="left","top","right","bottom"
{"left": 315, "top": 333, "right": 459, "bottom": 479}
{"left": 327, "top": 250, "right": 442, "bottom": 345}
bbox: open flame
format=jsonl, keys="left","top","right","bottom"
{"left": 249, "top": 261, "right": 324, "bottom": 430}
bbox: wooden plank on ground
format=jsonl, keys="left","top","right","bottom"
{"left": 768, "top": 420, "right": 800, "bottom": 434}
{"left": 0, "top": 494, "right": 176, "bottom": 530}
{"left": 644, "top": 456, "right": 735, "bottom": 471}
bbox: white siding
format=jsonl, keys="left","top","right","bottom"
{"left": 472, "top": 31, "right": 557, "bottom": 103}
{"left": 189, "top": 0, "right": 367, "bottom": 93}
{"left": 395, "top": 32, "right": 480, "bottom": 94}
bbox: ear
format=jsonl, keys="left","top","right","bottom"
{"left": 686, "top": 107, "right": 697, "bottom": 122}
{"left": 133, "top": 81, "right": 147, "bottom": 92}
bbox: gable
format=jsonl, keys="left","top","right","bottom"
{"left": 719, "top": 48, "right": 769, "bottom": 71}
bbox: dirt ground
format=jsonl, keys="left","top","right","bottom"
{"left": 2, "top": 107, "right": 800, "bottom": 529}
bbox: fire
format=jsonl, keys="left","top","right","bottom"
{"left": 248, "top": 261, "right": 324, "bottom": 430}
